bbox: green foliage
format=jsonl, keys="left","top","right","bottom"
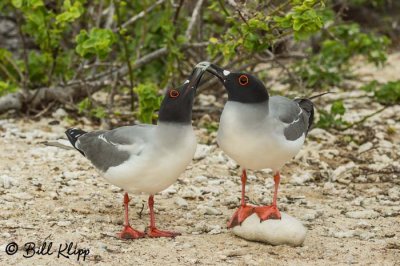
{"left": 0, "top": 81, "right": 18, "bottom": 96}
{"left": 133, "top": 82, "right": 162, "bottom": 124}
{"left": 77, "top": 98, "right": 107, "bottom": 119}
{"left": 0, "top": 0, "right": 395, "bottom": 127}
{"left": 294, "top": 23, "right": 390, "bottom": 88}
{"left": 274, "top": 0, "right": 324, "bottom": 40}
{"left": 208, "top": 0, "right": 325, "bottom": 60}
{"left": 76, "top": 28, "right": 116, "bottom": 59}
{"left": 0, "top": 48, "right": 21, "bottom": 84}
{"left": 361, "top": 80, "right": 400, "bottom": 105}
{"left": 56, "top": 0, "right": 84, "bottom": 27}
{"left": 26, "top": 51, "right": 51, "bottom": 85}
{"left": 316, "top": 100, "right": 349, "bottom": 129}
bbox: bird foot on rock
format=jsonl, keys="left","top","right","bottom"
{"left": 227, "top": 205, "right": 255, "bottom": 228}
{"left": 147, "top": 227, "right": 181, "bottom": 238}
{"left": 254, "top": 205, "right": 281, "bottom": 222}
{"left": 118, "top": 225, "right": 145, "bottom": 239}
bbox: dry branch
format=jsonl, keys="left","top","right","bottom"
{"left": 120, "top": 0, "right": 166, "bottom": 29}
{"left": 185, "top": 0, "right": 205, "bottom": 42}
{"left": 0, "top": 42, "right": 208, "bottom": 115}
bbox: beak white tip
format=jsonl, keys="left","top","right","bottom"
{"left": 195, "top": 61, "right": 211, "bottom": 70}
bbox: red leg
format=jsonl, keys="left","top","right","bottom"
{"left": 254, "top": 171, "right": 281, "bottom": 222}
{"left": 227, "top": 169, "right": 255, "bottom": 228}
{"left": 146, "top": 195, "right": 181, "bottom": 238}
{"left": 118, "top": 193, "right": 145, "bottom": 239}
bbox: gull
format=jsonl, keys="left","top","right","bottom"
{"left": 201, "top": 63, "right": 314, "bottom": 228}
{"left": 51, "top": 63, "right": 209, "bottom": 238}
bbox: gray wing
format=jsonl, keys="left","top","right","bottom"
{"left": 269, "top": 96, "right": 310, "bottom": 141}
{"left": 75, "top": 124, "right": 154, "bottom": 172}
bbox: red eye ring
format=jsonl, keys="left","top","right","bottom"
{"left": 238, "top": 75, "right": 249, "bottom": 86}
{"left": 169, "top": 89, "right": 180, "bottom": 98}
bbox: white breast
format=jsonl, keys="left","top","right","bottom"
{"left": 217, "top": 102, "right": 304, "bottom": 171}
{"left": 104, "top": 124, "right": 196, "bottom": 194}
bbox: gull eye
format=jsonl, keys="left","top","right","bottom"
{"left": 169, "top": 89, "right": 180, "bottom": 98}
{"left": 238, "top": 75, "right": 249, "bottom": 86}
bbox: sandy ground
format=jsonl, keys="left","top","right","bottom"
{"left": 0, "top": 54, "right": 400, "bottom": 265}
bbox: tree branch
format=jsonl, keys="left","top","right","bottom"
{"left": 0, "top": 42, "right": 209, "bottom": 115}
{"left": 120, "top": 0, "right": 165, "bottom": 29}
{"left": 185, "top": 0, "right": 205, "bottom": 42}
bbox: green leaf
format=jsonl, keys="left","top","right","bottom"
{"left": 375, "top": 81, "right": 400, "bottom": 105}
{"left": 56, "top": 0, "right": 84, "bottom": 26}
{"left": 134, "top": 82, "right": 162, "bottom": 124}
{"left": 75, "top": 28, "right": 116, "bottom": 59}
{"left": 331, "top": 100, "right": 346, "bottom": 116}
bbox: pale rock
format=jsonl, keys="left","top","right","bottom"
{"left": 368, "top": 163, "right": 388, "bottom": 172}
{"left": 295, "top": 145, "right": 318, "bottom": 162}
{"left": 63, "top": 171, "right": 80, "bottom": 179}
{"left": 198, "top": 94, "right": 217, "bottom": 106}
{"left": 345, "top": 210, "right": 379, "bottom": 219}
{"left": 0, "top": 244, "right": 7, "bottom": 253}
{"left": 291, "top": 172, "right": 313, "bottom": 185}
{"left": 208, "top": 225, "right": 222, "bottom": 235}
{"left": 332, "top": 230, "right": 355, "bottom": 238}
{"left": 0, "top": 175, "right": 18, "bottom": 189}
{"left": 358, "top": 142, "right": 373, "bottom": 154}
{"left": 11, "top": 192, "right": 33, "bottom": 200}
{"left": 354, "top": 221, "right": 371, "bottom": 229}
{"left": 388, "top": 187, "right": 400, "bottom": 200}
{"left": 357, "top": 231, "right": 375, "bottom": 240}
{"left": 194, "top": 175, "right": 207, "bottom": 183}
{"left": 175, "top": 197, "right": 188, "bottom": 209}
{"left": 372, "top": 153, "right": 392, "bottom": 164}
{"left": 181, "top": 186, "right": 201, "bottom": 199}
{"left": 199, "top": 205, "right": 222, "bottom": 215}
{"left": 226, "top": 158, "right": 238, "bottom": 169}
{"left": 232, "top": 213, "right": 307, "bottom": 246}
{"left": 2, "top": 232, "right": 11, "bottom": 238}
{"left": 110, "top": 185, "right": 122, "bottom": 193}
{"left": 52, "top": 108, "right": 68, "bottom": 119}
{"left": 208, "top": 179, "right": 222, "bottom": 185}
{"left": 379, "top": 140, "right": 393, "bottom": 150}
{"left": 248, "top": 175, "right": 257, "bottom": 181}
{"left": 302, "top": 210, "right": 323, "bottom": 221}
{"left": 375, "top": 132, "right": 385, "bottom": 139}
{"left": 181, "top": 243, "right": 194, "bottom": 249}
{"left": 208, "top": 151, "right": 227, "bottom": 164}
{"left": 308, "top": 128, "right": 336, "bottom": 144}
{"left": 320, "top": 149, "right": 340, "bottom": 159}
{"left": 57, "top": 220, "right": 72, "bottom": 227}
{"left": 331, "top": 162, "right": 356, "bottom": 181}
{"left": 323, "top": 182, "right": 335, "bottom": 190}
{"left": 161, "top": 186, "right": 177, "bottom": 195}
{"left": 194, "top": 144, "right": 213, "bottom": 160}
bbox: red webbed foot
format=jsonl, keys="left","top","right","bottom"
{"left": 254, "top": 205, "right": 281, "bottom": 222}
{"left": 227, "top": 205, "right": 255, "bottom": 228}
{"left": 118, "top": 225, "right": 145, "bottom": 240}
{"left": 147, "top": 227, "right": 181, "bottom": 238}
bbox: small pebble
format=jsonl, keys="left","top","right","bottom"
{"left": 345, "top": 210, "right": 380, "bottom": 219}
{"left": 57, "top": 221, "right": 72, "bottom": 227}
{"left": 175, "top": 197, "right": 188, "bottom": 209}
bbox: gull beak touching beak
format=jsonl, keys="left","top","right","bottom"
{"left": 195, "top": 61, "right": 229, "bottom": 83}
{"left": 185, "top": 61, "right": 211, "bottom": 91}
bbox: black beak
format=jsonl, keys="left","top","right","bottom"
{"left": 179, "top": 62, "right": 210, "bottom": 97}
{"left": 187, "top": 62, "right": 210, "bottom": 89}
{"left": 196, "top": 62, "right": 227, "bottom": 83}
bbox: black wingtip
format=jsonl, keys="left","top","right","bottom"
{"left": 295, "top": 98, "right": 314, "bottom": 133}
{"left": 65, "top": 128, "right": 87, "bottom": 155}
